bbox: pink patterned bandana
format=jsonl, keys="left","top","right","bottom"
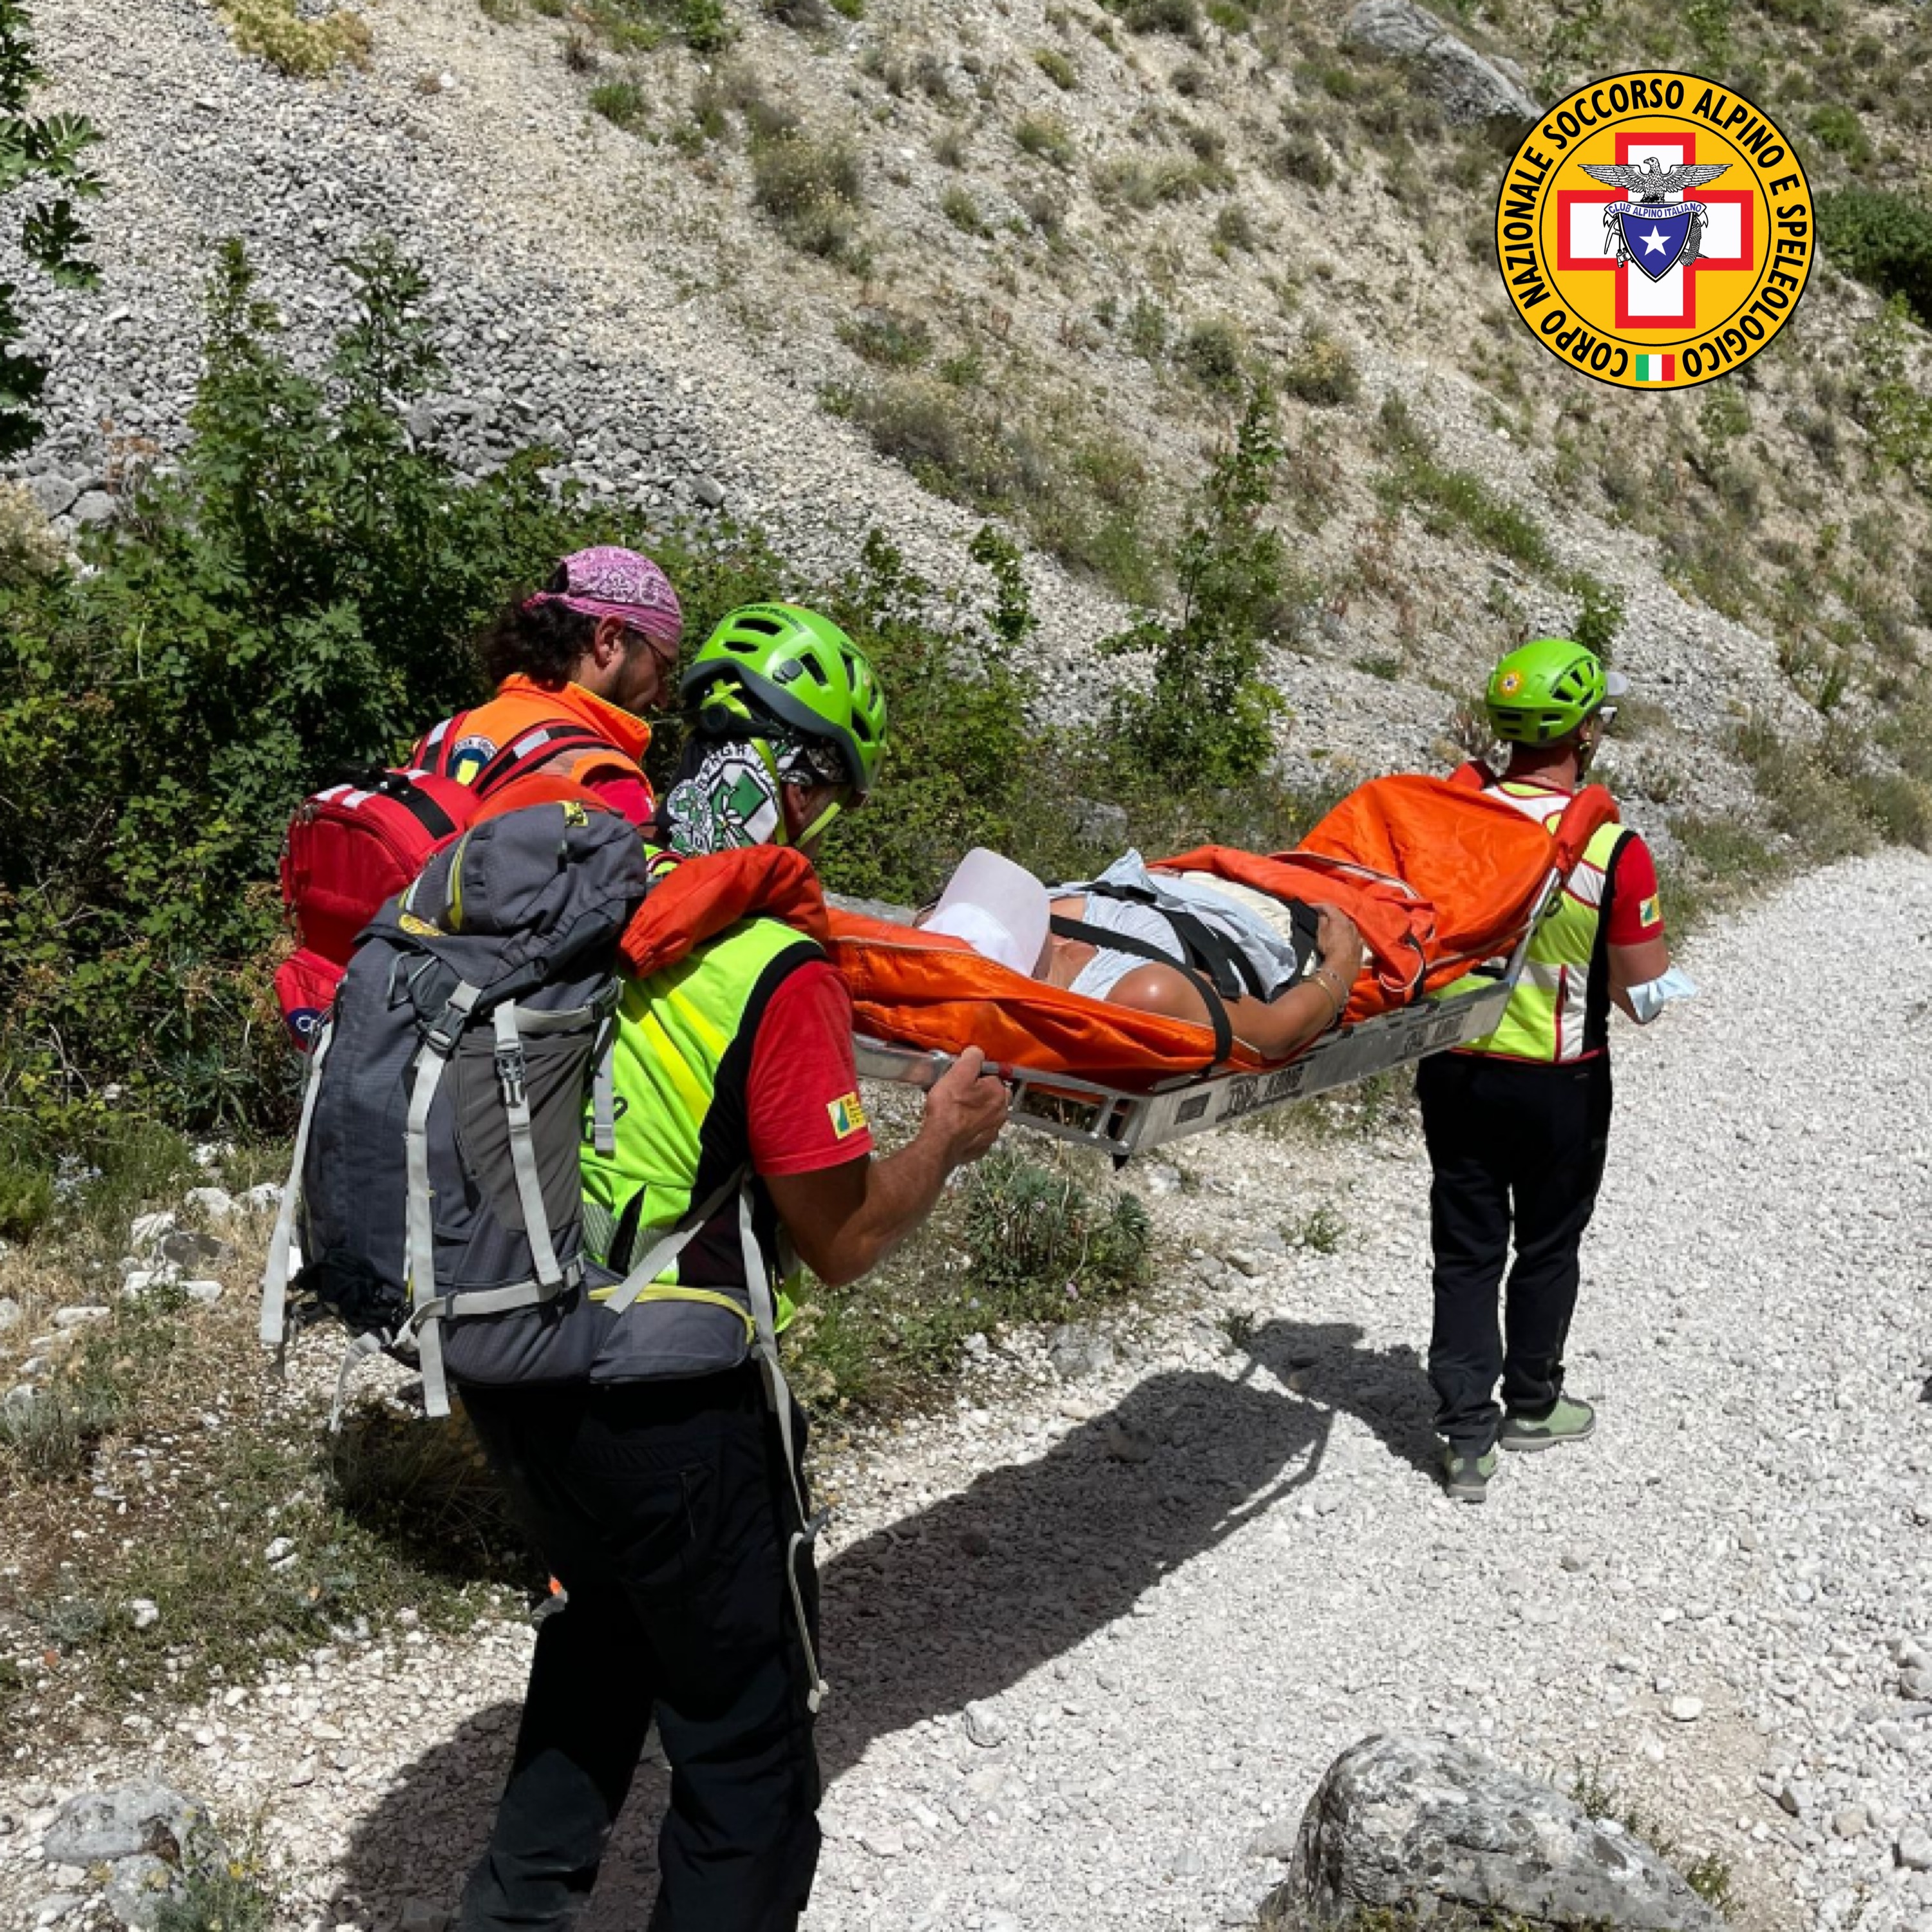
{"left": 525, "top": 546, "right": 683, "bottom": 649}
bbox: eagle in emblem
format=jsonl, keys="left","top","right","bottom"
{"left": 1580, "top": 158, "right": 1732, "bottom": 269}
{"left": 1579, "top": 158, "right": 1732, "bottom": 205}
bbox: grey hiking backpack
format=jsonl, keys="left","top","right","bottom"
{"left": 260, "top": 800, "right": 652, "bottom": 1419}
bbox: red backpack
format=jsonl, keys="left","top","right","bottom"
{"left": 273, "top": 713, "right": 618, "bottom": 1048}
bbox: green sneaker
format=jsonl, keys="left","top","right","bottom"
{"left": 1499, "top": 1394, "right": 1596, "bottom": 1452}
{"left": 1442, "top": 1443, "right": 1497, "bottom": 1503}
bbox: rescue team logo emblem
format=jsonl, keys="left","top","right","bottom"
{"left": 827, "top": 1093, "right": 867, "bottom": 1139}
{"left": 1495, "top": 73, "right": 1812, "bottom": 390}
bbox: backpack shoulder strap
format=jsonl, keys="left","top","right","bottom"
{"left": 413, "top": 708, "right": 471, "bottom": 778}
{"left": 471, "top": 722, "right": 625, "bottom": 799}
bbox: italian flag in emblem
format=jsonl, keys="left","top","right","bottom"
{"left": 1633, "top": 354, "right": 1676, "bottom": 383}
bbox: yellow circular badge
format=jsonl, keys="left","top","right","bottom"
{"left": 1495, "top": 73, "right": 1812, "bottom": 390}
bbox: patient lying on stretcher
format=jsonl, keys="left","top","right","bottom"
{"left": 917, "top": 849, "right": 1366, "bottom": 1061}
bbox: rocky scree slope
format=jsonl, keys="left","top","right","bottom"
{"left": 10, "top": 0, "right": 1932, "bottom": 833}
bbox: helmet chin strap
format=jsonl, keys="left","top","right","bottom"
{"left": 793, "top": 794, "right": 852, "bottom": 849}
{"left": 744, "top": 734, "right": 849, "bottom": 849}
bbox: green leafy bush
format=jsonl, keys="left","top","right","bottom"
{"left": 941, "top": 182, "right": 988, "bottom": 233}
{"left": 1033, "top": 46, "right": 1077, "bottom": 89}
{"left": 1856, "top": 296, "right": 1932, "bottom": 488}
{"left": 1280, "top": 327, "right": 1360, "bottom": 406}
{"left": 1112, "top": 0, "right": 1199, "bottom": 35}
{"left": 1016, "top": 111, "right": 1076, "bottom": 167}
{"left": 589, "top": 78, "right": 646, "bottom": 126}
{"left": 1808, "top": 102, "right": 1870, "bottom": 164}
{"left": 1101, "top": 385, "right": 1292, "bottom": 787}
{"left": 827, "top": 375, "right": 1155, "bottom": 600}
{"left": 962, "top": 1149, "right": 1152, "bottom": 1305}
{"left": 215, "top": 0, "right": 373, "bottom": 75}
{"left": 0, "top": 2, "right": 102, "bottom": 459}
{"left": 837, "top": 307, "right": 932, "bottom": 368}
{"left": 1177, "top": 316, "right": 1247, "bottom": 393}
{"left": 751, "top": 129, "right": 866, "bottom": 261}
{"left": 1271, "top": 129, "right": 1335, "bottom": 188}
{"left": 1568, "top": 570, "right": 1625, "bottom": 660}
{"left": 1820, "top": 188, "right": 1932, "bottom": 327}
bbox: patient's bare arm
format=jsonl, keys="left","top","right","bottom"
{"left": 1106, "top": 903, "right": 1365, "bottom": 1059}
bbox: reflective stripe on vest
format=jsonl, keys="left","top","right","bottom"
{"left": 415, "top": 677, "right": 652, "bottom": 800}
{"left": 1463, "top": 790, "right": 1628, "bottom": 1063}
{"left": 580, "top": 918, "right": 815, "bottom": 1322}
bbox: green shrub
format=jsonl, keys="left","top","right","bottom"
{"left": 837, "top": 307, "right": 933, "bottom": 368}
{"left": 153, "top": 1838, "right": 278, "bottom": 1932}
{"left": 1214, "top": 202, "right": 1258, "bottom": 252}
{"left": 941, "top": 182, "right": 988, "bottom": 233}
{"left": 1115, "top": 0, "right": 1200, "bottom": 34}
{"left": 1033, "top": 46, "right": 1077, "bottom": 88}
{"left": 962, "top": 1149, "right": 1152, "bottom": 1306}
{"left": 0, "top": 1156, "right": 54, "bottom": 1241}
{"left": 1280, "top": 327, "right": 1359, "bottom": 405}
{"left": 1016, "top": 111, "right": 1077, "bottom": 167}
{"left": 1126, "top": 294, "right": 1170, "bottom": 360}
{"left": 215, "top": 0, "right": 372, "bottom": 75}
{"left": 1808, "top": 101, "right": 1870, "bottom": 163}
{"left": 807, "top": 530, "right": 1056, "bottom": 901}
{"left": 1856, "top": 296, "right": 1932, "bottom": 487}
{"left": 1092, "top": 151, "right": 1211, "bottom": 208}
{"left": 751, "top": 131, "right": 866, "bottom": 260}
{"left": 828, "top": 377, "right": 1155, "bottom": 602}
{"left": 1177, "top": 316, "right": 1247, "bottom": 393}
{"left": 589, "top": 78, "right": 645, "bottom": 126}
{"left": 1820, "top": 187, "right": 1932, "bottom": 326}
{"left": 1568, "top": 570, "right": 1625, "bottom": 660}
{"left": 0, "top": 5, "right": 101, "bottom": 460}
{"left": 1101, "top": 385, "right": 1292, "bottom": 787}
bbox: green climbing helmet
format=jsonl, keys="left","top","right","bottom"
{"left": 1485, "top": 637, "right": 1613, "bottom": 746}
{"left": 682, "top": 603, "right": 888, "bottom": 797}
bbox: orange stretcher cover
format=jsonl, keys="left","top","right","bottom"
{"left": 824, "top": 772, "right": 1619, "bottom": 1086}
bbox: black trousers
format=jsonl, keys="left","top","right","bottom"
{"left": 456, "top": 1368, "right": 821, "bottom": 1932}
{"left": 1416, "top": 1051, "right": 1613, "bottom": 1450}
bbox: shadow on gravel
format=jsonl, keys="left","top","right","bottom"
{"left": 332, "top": 1319, "right": 1429, "bottom": 1924}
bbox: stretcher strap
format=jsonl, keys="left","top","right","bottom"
{"left": 738, "top": 1187, "right": 829, "bottom": 1714}
{"left": 1081, "top": 884, "right": 1271, "bottom": 1001}
{"left": 1050, "top": 915, "right": 1234, "bottom": 1065}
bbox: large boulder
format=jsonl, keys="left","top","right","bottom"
{"left": 40, "top": 1779, "right": 207, "bottom": 1866}
{"left": 1342, "top": 0, "right": 1540, "bottom": 125}
{"left": 1265, "top": 1734, "right": 1723, "bottom": 1932}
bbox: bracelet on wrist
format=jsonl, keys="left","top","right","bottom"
{"left": 1310, "top": 973, "right": 1344, "bottom": 1029}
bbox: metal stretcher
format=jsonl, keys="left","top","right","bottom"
{"left": 846, "top": 867, "right": 1557, "bottom": 1162}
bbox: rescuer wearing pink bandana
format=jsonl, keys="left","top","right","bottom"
{"left": 410, "top": 546, "right": 685, "bottom": 826}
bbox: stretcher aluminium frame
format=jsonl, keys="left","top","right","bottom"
{"left": 849, "top": 864, "right": 1561, "bottom": 1161}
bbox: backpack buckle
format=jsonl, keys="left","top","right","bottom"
{"left": 495, "top": 1043, "right": 528, "bottom": 1108}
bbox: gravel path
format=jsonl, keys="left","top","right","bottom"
{"left": 5, "top": 849, "right": 1929, "bottom": 1932}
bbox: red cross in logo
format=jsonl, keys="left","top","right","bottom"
{"left": 1556, "top": 132, "right": 1755, "bottom": 329}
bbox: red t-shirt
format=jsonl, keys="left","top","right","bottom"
{"left": 745, "top": 960, "right": 874, "bottom": 1176}
{"left": 1604, "top": 834, "right": 1665, "bottom": 945}
{"left": 585, "top": 772, "right": 655, "bottom": 828}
